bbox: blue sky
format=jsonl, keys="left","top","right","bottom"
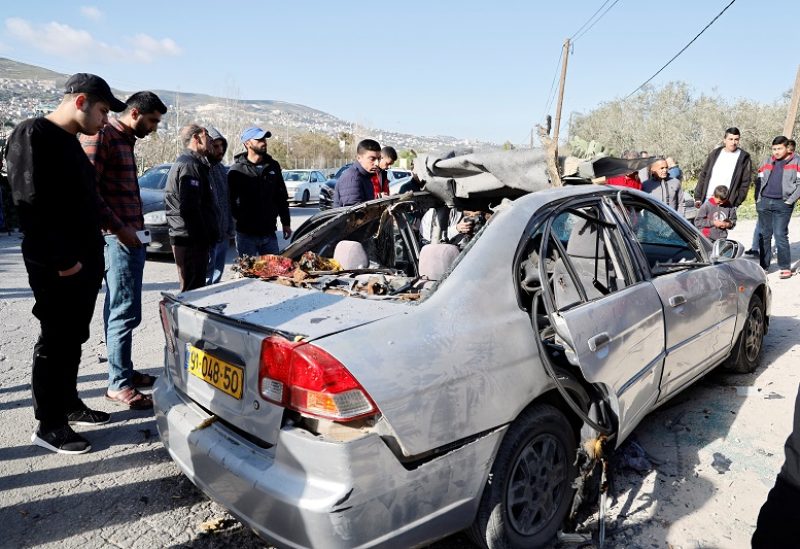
{"left": 0, "top": 1, "right": 790, "bottom": 144}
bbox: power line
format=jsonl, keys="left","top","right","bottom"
{"left": 540, "top": 49, "right": 564, "bottom": 122}
{"left": 569, "top": 0, "right": 613, "bottom": 41}
{"left": 573, "top": 0, "right": 622, "bottom": 42}
{"left": 624, "top": 0, "right": 737, "bottom": 100}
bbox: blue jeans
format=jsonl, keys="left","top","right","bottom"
{"left": 206, "top": 239, "right": 228, "bottom": 285}
{"left": 235, "top": 232, "right": 279, "bottom": 257}
{"left": 103, "top": 235, "right": 146, "bottom": 390}
{"left": 751, "top": 219, "right": 761, "bottom": 251}
{"left": 757, "top": 198, "right": 794, "bottom": 270}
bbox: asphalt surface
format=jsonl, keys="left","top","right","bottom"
{"left": 0, "top": 214, "right": 798, "bottom": 548}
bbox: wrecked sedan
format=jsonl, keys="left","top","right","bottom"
{"left": 154, "top": 150, "right": 769, "bottom": 549}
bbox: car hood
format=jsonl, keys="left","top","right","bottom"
{"left": 140, "top": 188, "right": 165, "bottom": 210}
{"left": 172, "top": 278, "right": 407, "bottom": 340}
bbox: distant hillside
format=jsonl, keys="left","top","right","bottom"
{"left": 0, "top": 57, "right": 67, "bottom": 82}
{"left": 0, "top": 56, "right": 488, "bottom": 151}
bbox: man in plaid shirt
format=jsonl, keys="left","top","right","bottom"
{"left": 80, "top": 91, "right": 167, "bottom": 410}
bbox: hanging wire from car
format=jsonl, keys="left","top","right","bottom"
{"left": 624, "top": 0, "right": 737, "bottom": 100}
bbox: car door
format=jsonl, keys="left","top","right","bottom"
{"left": 310, "top": 171, "right": 324, "bottom": 199}
{"left": 619, "top": 197, "right": 738, "bottom": 402}
{"left": 542, "top": 199, "right": 667, "bottom": 443}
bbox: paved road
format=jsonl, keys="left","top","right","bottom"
{"left": 0, "top": 216, "right": 798, "bottom": 548}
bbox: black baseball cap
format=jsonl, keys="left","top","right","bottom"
{"left": 64, "top": 73, "right": 126, "bottom": 112}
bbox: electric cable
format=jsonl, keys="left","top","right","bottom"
{"left": 572, "top": 0, "right": 622, "bottom": 43}
{"left": 624, "top": 0, "right": 737, "bottom": 99}
{"left": 569, "top": 0, "right": 613, "bottom": 41}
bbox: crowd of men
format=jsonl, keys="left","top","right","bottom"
{"left": 606, "top": 128, "right": 800, "bottom": 279}
{"left": 0, "top": 75, "right": 290, "bottom": 452}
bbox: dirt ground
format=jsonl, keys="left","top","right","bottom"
{"left": 0, "top": 216, "right": 798, "bottom": 548}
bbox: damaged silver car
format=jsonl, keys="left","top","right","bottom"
{"left": 154, "top": 149, "right": 769, "bottom": 548}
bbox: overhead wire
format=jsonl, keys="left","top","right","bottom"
{"left": 572, "top": 0, "right": 622, "bottom": 43}
{"left": 540, "top": 48, "right": 564, "bottom": 122}
{"left": 535, "top": 0, "right": 623, "bottom": 143}
{"left": 569, "top": 0, "right": 613, "bottom": 41}
{"left": 624, "top": 0, "right": 737, "bottom": 100}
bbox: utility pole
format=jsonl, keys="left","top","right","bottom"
{"left": 783, "top": 65, "right": 800, "bottom": 138}
{"left": 552, "top": 38, "right": 571, "bottom": 148}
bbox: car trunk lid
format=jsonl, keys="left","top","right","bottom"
{"left": 161, "top": 279, "right": 406, "bottom": 446}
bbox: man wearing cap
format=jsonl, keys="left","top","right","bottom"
{"left": 205, "top": 127, "right": 232, "bottom": 284}
{"left": 228, "top": 127, "right": 291, "bottom": 257}
{"left": 80, "top": 91, "right": 167, "bottom": 410}
{"left": 4, "top": 73, "right": 126, "bottom": 454}
{"left": 165, "top": 124, "right": 220, "bottom": 291}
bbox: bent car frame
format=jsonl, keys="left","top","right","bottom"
{"left": 154, "top": 175, "right": 769, "bottom": 548}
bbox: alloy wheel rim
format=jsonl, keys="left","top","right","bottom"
{"left": 506, "top": 433, "right": 567, "bottom": 536}
{"left": 744, "top": 305, "right": 764, "bottom": 362}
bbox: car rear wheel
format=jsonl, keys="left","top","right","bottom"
{"left": 301, "top": 189, "right": 310, "bottom": 206}
{"left": 469, "top": 404, "right": 576, "bottom": 549}
{"left": 722, "top": 294, "right": 765, "bottom": 374}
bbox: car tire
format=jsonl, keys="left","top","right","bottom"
{"left": 722, "top": 294, "right": 765, "bottom": 374}
{"left": 301, "top": 190, "right": 310, "bottom": 206}
{"left": 468, "top": 404, "right": 576, "bottom": 549}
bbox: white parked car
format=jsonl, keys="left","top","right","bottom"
{"left": 282, "top": 169, "right": 327, "bottom": 205}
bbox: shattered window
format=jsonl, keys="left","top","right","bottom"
{"left": 622, "top": 201, "right": 700, "bottom": 271}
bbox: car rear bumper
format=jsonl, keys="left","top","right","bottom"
{"left": 154, "top": 378, "right": 504, "bottom": 548}
{"left": 144, "top": 225, "right": 171, "bottom": 254}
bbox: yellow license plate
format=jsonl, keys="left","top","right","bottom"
{"left": 186, "top": 345, "right": 244, "bottom": 400}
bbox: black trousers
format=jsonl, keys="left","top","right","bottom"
{"left": 26, "top": 256, "right": 103, "bottom": 430}
{"left": 172, "top": 244, "right": 209, "bottom": 292}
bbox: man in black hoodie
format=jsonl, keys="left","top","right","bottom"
{"left": 164, "top": 124, "right": 219, "bottom": 292}
{"left": 228, "top": 127, "right": 291, "bottom": 257}
{"left": 5, "top": 73, "right": 126, "bottom": 454}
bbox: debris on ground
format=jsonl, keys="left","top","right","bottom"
{"left": 711, "top": 452, "right": 732, "bottom": 474}
{"left": 735, "top": 386, "right": 761, "bottom": 396}
{"left": 616, "top": 436, "right": 661, "bottom": 474}
{"left": 198, "top": 517, "right": 237, "bottom": 533}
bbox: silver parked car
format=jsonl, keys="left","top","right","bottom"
{"left": 154, "top": 181, "right": 768, "bottom": 548}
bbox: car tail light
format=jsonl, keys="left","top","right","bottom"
{"left": 259, "top": 336, "right": 377, "bottom": 422}
{"left": 159, "top": 299, "right": 176, "bottom": 354}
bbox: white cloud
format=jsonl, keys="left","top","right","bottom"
{"left": 80, "top": 6, "right": 103, "bottom": 21}
{"left": 128, "top": 34, "right": 182, "bottom": 63}
{"left": 3, "top": 17, "right": 181, "bottom": 63}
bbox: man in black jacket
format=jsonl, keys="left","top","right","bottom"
{"left": 693, "top": 127, "right": 752, "bottom": 208}
{"left": 228, "top": 127, "right": 291, "bottom": 257}
{"left": 165, "top": 124, "right": 219, "bottom": 291}
{"left": 4, "top": 73, "right": 126, "bottom": 454}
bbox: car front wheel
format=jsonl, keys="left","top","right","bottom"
{"left": 469, "top": 404, "right": 576, "bottom": 549}
{"left": 301, "top": 189, "right": 310, "bottom": 206}
{"left": 723, "top": 293, "right": 765, "bottom": 374}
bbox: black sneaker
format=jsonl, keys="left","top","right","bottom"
{"left": 67, "top": 409, "right": 111, "bottom": 426}
{"left": 744, "top": 249, "right": 759, "bottom": 257}
{"left": 31, "top": 425, "right": 91, "bottom": 454}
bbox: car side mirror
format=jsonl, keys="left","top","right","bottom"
{"left": 711, "top": 238, "right": 743, "bottom": 261}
